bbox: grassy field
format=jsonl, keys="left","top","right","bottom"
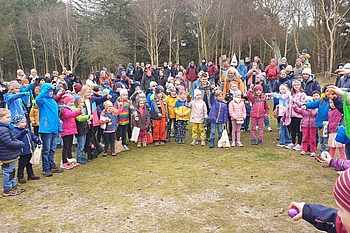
{"left": 0, "top": 115, "right": 340, "bottom": 232}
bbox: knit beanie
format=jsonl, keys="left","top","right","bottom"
{"left": 292, "top": 80, "right": 301, "bottom": 86}
{"left": 333, "top": 168, "right": 350, "bottom": 213}
{"left": 73, "top": 83, "right": 82, "bottom": 93}
{"left": 155, "top": 87, "right": 163, "bottom": 94}
{"left": 194, "top": 89, "right": 202, "bottom": 97}
{"left": 62, "top": 94, "right": 75, "bottom": 104}
{"left": 10, "top": 81, "right": 20, "bottom": 90}
{"left": 302, "top": 68, "right": 311, "bottom": 75}
{"left": 254, "top": 85, "right": 263, "bottom": 92}
{"left": 179, "top": 89, "right": 186, "bottom": 95}
{"left": 13, "top": 113, "right": 26, "bottom": 125}
{"left": 149, "top": 81, "right": 158, "bottom": 89}
{"left": 120, "top": 88, "right": 128, "bottom": 96}
{"left": 256, "top": 73, "right": 266, "bottom": 82}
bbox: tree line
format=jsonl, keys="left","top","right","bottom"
{"left": 0, "top": 0, "right": 349, "bottom": 80}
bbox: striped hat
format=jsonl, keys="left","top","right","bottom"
{"left": 333, "top": 168, "right": 350, "bottom": 213}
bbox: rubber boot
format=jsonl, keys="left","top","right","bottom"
{"left": 210, "top": 138, "right": 215, "bottom": 148}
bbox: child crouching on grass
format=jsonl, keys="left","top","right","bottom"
{"left": 189, "top": 89, "right": 207, "bottom": 146}
{"left": 12, "top": 114, "right": 42, "bottom": 184}
{"left": 208, "top": 88, "right": 228, "bottom": 148}
{"left": 0, "top": 108, "right": 25, "bottom": 196}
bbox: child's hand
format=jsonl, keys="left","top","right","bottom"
{"left": 31, "top": 121, "right": 36, "bottom": 125}
{"left": 250, "top": 84, "right": 254, "bottom": 90}
{"left": 180, "top": 113, "right": 184, "bottom": 117}
{"left": 320, "top": 151, "right": 332, "bottom": 167}
{"left": 301, "top": 105, "right": 306, "bottom": 110}
{"left": 134, "top": 116, "right": 139, "bottom": 121}
{"left": 289, "top": 202, "right": 304, "bottom": 221}
{"left": 89, "top": 115, "right": 93, "bottom": 120}
{"left": 158, "top": 113, "right": 162, "bottom": 117}
{"left": 119, "top": 102, "right": 123, "bottom": 106}
{"left": 322, "top": 121, "right": 327, "bottom": 125}
{"left": 107, "top": 95, "right": 112, "bottom": 99}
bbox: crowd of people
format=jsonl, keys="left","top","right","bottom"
{"left": 1, "top": 51, "right": 350, "bottom": 232}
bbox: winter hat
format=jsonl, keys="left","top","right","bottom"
{"left": 344, "top": 63, "right": 350, "bottom": 69}
{"left": 179, "top": 89, "right": 186, "bottom": 95}
{"left": 295, "top": 58, "right": 302, "bottom": 63}
{"left": 149, "top": 81, "right": 158, "bottom": 89}
{"left": 233, "top": 90, "right": 242, "bottom": 97}
{"left": 279, "top": 84, "right": 289, "bottom": 92}
{"left": 254, "top": 85, "right": 263, "bottom": 92}
{"left": 239, "top": 59, "right": 244, "bottom": 64}
{"left": 302, "top": 68, "right": 312, "bottom": 75}
{"left": 103, "top": 100, "right": 113, "bottom": 108}
{"left": 73, "top": 83, "right": 82, "bottom": 93}
{"left": 155, "top": 87, "right": 163, "bottom": 94}
{"left": 281, "top": 57, "right": 287, "bottom": 62}
{"left": 114, "top": 82, "right": 123, "bottom": 89}
{"left": 333, "top": 168, "right": 350, "bottom": 213}
{"left": 302, "top": 49, "right": 307, "bottom": 54}
{"left": 13, "top": 113, "right": 26, "bottom": 125}
{"left": 103, "top": 80, "right": 110, "bottom": 85}
{"left": 21, "top": 79, "right": 29, "bottom": 85}
{"left": 120, "top": 88, "right": 128, "bottom": 96}
{"left": 292, "top": 80, "right": 301, "bottom": 86}
{"left": 305, "top": 96, "right": 313, "bottom": 102}
{"left": 134, "top": 81, "right": 140, "bottom": 87}
{"left": 167, "top": 76, "right": 174, "bottom": 82}
{"left": 256, "top": 73, "right": 266, "bottom": 82}
{"left": 285, "top": 65, "right": 293, "bottom": 72}
{"left": 10, "top": 80, "right": 20, "bottom": 90}
{"left": 137, "top": 98, "right": 146, "bottom": 104}
{"left": 270, "top": 58, "right": 276, "bottom": 64}
{"left": 190, "top": 61, "right": 194, "bottom": 65}
{"left": 194, "top": 88, "right": 202, "bottom": 97}
{"left": 62, "top": 94, "right": 75, "bottom": 104}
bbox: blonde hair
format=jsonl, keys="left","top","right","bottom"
{"left": 80, "top": 86, "right": 92, "bottom": 100}
{"left": 215, "top": 90, "right": 223, "bottom": 98}
{"left": 0, "top": 108, "right": 10, "bottom": 118}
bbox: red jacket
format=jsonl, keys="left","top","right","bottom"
{"left": 207, "top": 64, "right": 217, "bottom": 78}
{"left": 264, "top": 65, "right": 280, "bottom": 80}
{"left": 187, "top": 66, "right": 197, "bottom": 82}
{"left": 246, "top": 90, "right": 269, "bottom": 118}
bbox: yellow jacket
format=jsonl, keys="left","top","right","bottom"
{"left": 174, "top": 99, "right": 191, "bottom": 121}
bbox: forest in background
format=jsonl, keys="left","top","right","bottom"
{"left": 0, "top": 0, "right": 349, "bottom": 80}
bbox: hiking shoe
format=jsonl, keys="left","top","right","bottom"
{"left": 293, "top": 144, "right": 302, "bottom": 151}
{"left": 142, "top": 140, "right": 147, "bottom": 147}
{"left": 160, "top": 141, "right": 165, "bottom": 146}
{"left": 285, "top": 143, "right": 295, "bottom": 149}
{"left": 14, "top": 185, "right": 26, "bottom": 193}
{"left": 111, "top": 151, "right": 116, "bottom": 156}
{"left": 257, "top": 139, "right": 262, "bottom": 145}
{"left": 137, "top": 142, "right": 141, "bottom": 148}
{"left": 154, "top": 141, "right": 160, "bottom": 146}
{"left": 3, "top": 188, "right": 21, "bottom": 197}
{"left": 310, "top": 153, "right": 316, "bottom": 157}
{"left": 201, "top": 140, "right": 206, "bottom": 146}
{"left": 231, "top": 142, "right": 235, "bottom": 147}
{"left": 123, "top": 145, "right": 130, "bottom": 151}
{"left": 28, "top": 174, "right": 40, "bottom": 180}
{"left": 300, "top": 151, "right": 306, "bottom": 155}
{"left": 102, "top": 151, "right": 108, "bottom": 156}
{"left": 237, "top": 142, "right": 243, "bottom": 147}
{"left": 50, "top": 166, "right": 63, "bottom": 173}
{"left": 43, "top": 170, "right": 53, "bottom": 177}
{"left": 18, "top": 176, "right": 27, "bottom": 184}
{"left": 61, "top": 163, "right": 73, "bottom": 170}
{"left": 276, "top": 143, "right": 285, "bottom": 147}
{"left": 251, "top": 139, "right": 256, "bottom": 145}
{"left": 191, "top": 140, "right": 197, "bottom": 146}
{"left": 267, "top": 127, "right": 272, "bottom": 132}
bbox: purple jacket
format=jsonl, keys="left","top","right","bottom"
{"left": 330, "top": 158, "right": 350, "bottom": 171}
{"left": 291, "top": 91, "right": 306, "bottom": 118}
{"left": 61, "top": 107, "right": 83, "bottom": 137}
{"left": 293, "top": 106, "right": 317, "bottom": 128}
{"left": 208, "top": 94, "right": 228, "bottom": 124}
{"left": 328, "top": 108, "right": 342, "bottom": 133}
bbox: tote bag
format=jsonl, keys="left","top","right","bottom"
{"left": 130, "top": 127, "right": 140, "bottom": 142}
{"left": 30, "top": 145, "right": 42, "bottom": 165}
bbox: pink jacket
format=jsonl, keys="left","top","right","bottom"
{"left": 61, "top": 107, "right": 83, "bottom": 137}
{"left": 291, "top": 91, "right": 306, "bottom": 118}
{"left": 229, "top": 99, "right": 246, "bottom": 120}
{"left": 246, "top": 90, "right": 269, "bottom": 118}
{"left": 189, "top": 100, "right": 207, "bottom": 123}
{"left": 293, "top": 106, "right": 317, "bottom": 128}
{"left": 328, "top": 108, "right": 342, "bottom": 133}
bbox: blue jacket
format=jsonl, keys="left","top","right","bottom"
{"left": 245, "top": 103, "right": 252, "bottom": 117}
{"left": 237, "top": 64, "right": 247, "bottom": 80}
{"left": 101, "top": 110, "right": 118, "bottom": 131}
{"left": 305, "top": 98, "right": 330, "bottom": 128}
{"left": 302, "top": 203, "right": 339, "bottom": 233}
{"left": 4, "top": 92, "right": 29, "bottom": 122}
{"left": 13, "top": 127, "right": 41, "bottom": 156}
{"left": 208, "top": 93, "right": 228, "bottom": 124}
{"left": 0, "top": 122, "right": 25, "bottom": 162}
{"left": 302, "top": 76, "right": 321, "bottom": 96}
{"left": 36, "top": 83, "right": 62, "bottom": 134}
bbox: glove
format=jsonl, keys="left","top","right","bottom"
{"left": 21, "top": 128, "right": 29, "bottom": 135}
{"left": 16, "top": 128, "right": 29, "bottom": 139}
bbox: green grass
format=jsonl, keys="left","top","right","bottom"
{"left": 0, "top": 115, "right": 339, "bottom": 233}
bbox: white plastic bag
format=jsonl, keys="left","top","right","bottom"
{"left": 30, "top": 145, "right": 42, "bottom": 165}
{"left": 218, "top": 128, "right": 231, "bottom": 148}
{"left": 130, "top": 127, "right": 140, "bottom": 142}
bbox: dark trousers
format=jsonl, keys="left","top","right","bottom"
{"left": 33, "top": 126, "right": 39, "bottom": 136}
{"left": 291, "top": 117, "right": 302, "bottom": 145}
{"left": 17, "top": 154, "right": 34, "bottom": 177}
{"left": 176, "top": 120, "right": 187, "bottom": 139}
{"left": 62, "top": 135, "right": 73, "bottom": 163}
{"left": 104, "top": 132, "right": 115, "bottom": 152}
{"left": 94, "top": 126, "right": 103, "bottom": 144}
{"left": 117, "top": 124, "right": 128, "bottom": 146}
{"left": 242, "top": 116, "right": 250, "bottom": 130}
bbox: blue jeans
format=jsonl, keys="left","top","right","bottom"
{"left": 210, "top": 121, "right": 223, "bottom": 139}
{"left": 242, "top": 116, "right": 250, "bottom": 130}
{"left": 319, "top": 136, "right": 329, "bottom": 153}
{"left": 2, "top": 162, "right": 17, "bottom": 191}
{"left": 345, "top": 143, "right": 350, "bottom": 160}
{"left": 266, "top": 79, "right": 276, "bottom": 92}
{"left": 41, "top": 133, "right": 58, "bottom": 171}
{"left": 279, "top": 125, "right": 291, "bottom": 145}
{"left": 76, "top": 134, "right": 87, "bottom": 163}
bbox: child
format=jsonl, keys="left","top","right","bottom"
{"left": 167, "top": 87, "right": 178, "bottom": 138}
{"left": 100, "top": 100, "right": 122, "bottom": 155}
{"left": 208, "top": 89, "right": 228, "bottom": 148}
{"left": 189, "top": 89, "right": 207, "bottom": 146}
{"left": 228, "top": 90, "right": 246, "bottom": 147}
{"left": 271, "top": 84, "right": 292, "bottom": 147}
{"left": 290, "top": 168, "right": 350, "bottom": 233}
{"left": 102, "top": 80, "right": 112, "bottom": 95}
{"left": 74, "top": 98, "right": 92, "bottom": 163}
{"left": 116, "top": 89, "right": 138, "bottom": 151}
{"left": 174, "top": 89, "right": 191, "bottom": 143}
{"left": 4, "top": 81, "right": 30, "bottom": 123}
{"left": 12, "top": 114, "right": 41, "bottom": 183}
{"left": 0, "top": 108, "right": 25, "bottom": 196}
{"left": 241, "top": 98, "right": 251, "bottom": 132}
{"left": 132, "top": 98, "right": 151, "bottom": 147}
{"left": 327, "top": 99, "right": 345, "bottom": 159}
{"left": 293, "top": 96, "right": 318, "bottom": 156}
{"left": 287, "top": 80, "right": 306, "bottom": 150}
{"left": 246, "top": 85, "right": 269, "bottom": 145}
{"left": 151, "top": 87, "right": 169, "bottom": 146}
{"left": 60, "top": 94, "right": 83, "bottom": 169}
{"left": 29, "top": 85, "right": 41, "bottom": 136}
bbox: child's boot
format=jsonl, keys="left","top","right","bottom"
{"left": 18, "top": 175, "right": 27, "bottom": 184}
{"left": 137, "top": 142, "right": 141, "bottom": 148}
{"left": 191, "top": 139, "right": 197, "bottom": 146}
{"left": 142, "top": 140, "right": 147, "bottom": 147}
{"left": 201, "top": 140, "right": 206, "bottom": 146}
{"left": 210, "top": 138, "right": 215, "bottom": 148}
